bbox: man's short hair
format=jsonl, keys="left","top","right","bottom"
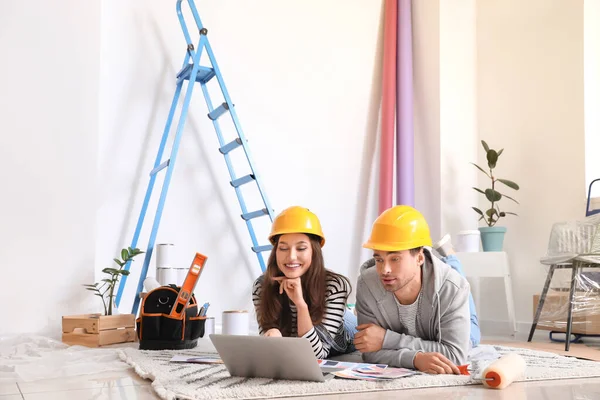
{"left": 409, "top": 247, "right": 423, "bottom": 256}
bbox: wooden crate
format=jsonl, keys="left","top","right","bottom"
{"left": 62, "top": 313, "right": 136, "bottom": 347}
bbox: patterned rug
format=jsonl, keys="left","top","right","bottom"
{"left": 118, "top": 345, "right": 600, "bottom": 400}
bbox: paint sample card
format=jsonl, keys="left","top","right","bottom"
{"left": 170, "top": 354, "right": 223, "bottom": 364}
{"left": 317, "top": 359, "right": 388, "bottom": 371}
{"left": 333, "top": 366, "right": 418, "bottom": 381}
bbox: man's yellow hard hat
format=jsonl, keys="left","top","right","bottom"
{"left": 268, "top": 206, "right": 325, "bottom": 246}
{"left": 363, "top": 205, "right": 432, "bottom": 251}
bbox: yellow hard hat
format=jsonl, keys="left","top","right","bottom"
{"left": 363, "top": 205, "right": 432, "bottom": 251}
{"left": 268, "top": 206, "right": 325, "bottom": 246}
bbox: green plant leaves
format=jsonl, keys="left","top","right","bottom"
{"left": 497, "top": 179, "right": 519, "bottom": 190}
{"left": 485, "top": 189, "right": 502, "bottom": 202}
{"left": 473, "top": 140, "right": 519, "bottom": 223}
{"left": 113, "top": 258, "right": 123, "bottom": 267}
{"left": 487, "top": 150, "right": 498, "bottom": 169}
{"left": 499, "top": 193, "right": 519, "bottom": 204}
{"left": 471, "top": 163, "right": 491, "bottom": 178}
{"left": 102, "top": 267, "right": 120, "bottom": 275}
{"left": 121, "top": 249, "right": 128, "bottom": 261}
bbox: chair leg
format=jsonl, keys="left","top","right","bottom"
{"left": 565, "top": 264, "right": 581, "bottom": 351}
{"left": 528, "top": 265, "right": 556, "bottom": 342}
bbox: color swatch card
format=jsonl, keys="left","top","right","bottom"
{"left": 333, "top": 366, "right": 418, "bottom": 381}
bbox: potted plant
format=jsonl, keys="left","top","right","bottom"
{"left": 471, "top": 140, "right": 519, "bottom": 251}
{"left": 62, "top": 247, "right": 144, "bottom": 347}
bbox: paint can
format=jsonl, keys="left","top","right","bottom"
{"left": 175, "top": 267, "right": 188, "bottom": 286}
{"left": 156, "top": 243, "right": 174, "bottom": 268}
{"left": 203, "top": 317, "right": 215, "bottom": 336}
{"left": 156, "top": 243, "right": 177, "bottom": 285}
{"left": 222, "top": 310, "right": 249, "bottom": 335}
{"left": 455, "top": 230, "right": 481, "bottom": 253}
{"left": 157, "top": 267, "right": 178, "bottom": 286}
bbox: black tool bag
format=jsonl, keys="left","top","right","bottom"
{"left": 136, "top": 284, "right": 206, "bottom": 350}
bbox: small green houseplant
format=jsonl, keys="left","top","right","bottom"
{"left": 83, "top": 247, "right": 143, "bottom": 315}
{"left": 471, "top": 140, "right": 519, "bottom": 251}
{"left": 62, "top": 247, "right": 143, "bottom": 347}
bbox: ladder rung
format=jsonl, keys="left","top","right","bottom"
{"left": 176, "top": 64, "right": 216, "bottom": 84}
{"left": 150, "top": 160, "right": 170, "bottom": 176}
{"left": 241, "top": 208, "right": 269, "bottom": 221}
{"left": 219, "top": 138, "right": 243, "bottom": 154}
{"left": 230, "top": 174, "right": 255, "bottom": 188}
{"left": 252, "top": 245, "right": 273, "bottom": 253}
{"left": 208, "top": 102, "right": 232, "bottom": 121}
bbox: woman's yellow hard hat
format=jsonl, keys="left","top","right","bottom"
{"left": 363, "top": 205, "right": 432, "bottom": 251}
{"left": 268, "top": 206, "right": 325, "bottom": 246}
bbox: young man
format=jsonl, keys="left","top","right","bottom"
{"left": 354, "top": 205, "right": 479, "bottom": 374}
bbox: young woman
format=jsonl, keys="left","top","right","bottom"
{"left": 252, "top": 206, "right": 357, "bottom": 359}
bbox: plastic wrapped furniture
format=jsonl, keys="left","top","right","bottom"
{"left": 528, "top": 214, "right": 600, "bottom": 351}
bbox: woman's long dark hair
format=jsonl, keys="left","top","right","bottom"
{"left": 257, "top": 234, "right": 350, "bottom": 336}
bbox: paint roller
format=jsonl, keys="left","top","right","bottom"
{"left": 478, "top": 353, "right": 526, "bottom": 389}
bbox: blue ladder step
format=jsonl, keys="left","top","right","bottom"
{"left": 252, "top": 245, "right": 273, "bottom": 253}
{"left": 150, "top": 160, "right": 170, "bottom": 176}
{"left": 176, "top": 64, "right": 216, "bottom": 84}
{"left": 219, "top": 138, "right": 243, "bottom": 154}
{"left": 230, "top": 174, "right": 255, "bottom": 188}
{"left": 241, "top": 208, "right": 269, "bottom": 221}
{"left": 208, "top": 102, "right": 232, "bottom": 121}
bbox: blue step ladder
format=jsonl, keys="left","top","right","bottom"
{"left": 115, "top": 0, "right": 275, "bottom": 315}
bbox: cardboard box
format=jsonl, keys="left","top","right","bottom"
{"left": 533, "top": 291, "right": 600, "bottom": 335}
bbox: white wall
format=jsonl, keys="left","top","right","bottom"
{"left": 584, "top": 0, "right": 600, "bottom": 200}
{"left": 2, "top": 0, "right": 590, "bottom": 338}
{"left": 97, "top": 0, "right": 384, "bottom": 318}
{"left": 476, "top": 0, "right": 585, "bottom": 332}
{"left": 0, "top": 1, "right": 100, "bottom": 336}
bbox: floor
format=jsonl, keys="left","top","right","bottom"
{"left": 2, "top": 334, "right": 600, "bottom": 400}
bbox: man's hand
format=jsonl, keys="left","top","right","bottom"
{"left": 264, "top": 328, "right": 282, "bottom": 337}
{"left": 272, "top": 276, "right": 306, "bottom": 306}
{"left": 354, "top": 323, "right": 386, "bottom": 353}
{"left": 413, "top": 352, "right": 460, "bottom": 375}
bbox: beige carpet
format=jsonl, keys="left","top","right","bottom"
{"left": 118, "top": 344, "right": 600, "bottom": 400}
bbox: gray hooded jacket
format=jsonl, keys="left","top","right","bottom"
{"left": 355, "top": 249, "right": 470, "bottom": 369}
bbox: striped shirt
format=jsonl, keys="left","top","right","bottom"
{"left": 252, "top": 273, "right": 349, "bottom": 359}
{"left": 394, "top": 290, "right": 421, "bottom": 337}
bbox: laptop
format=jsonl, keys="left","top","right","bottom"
{"left": 209, "top": 334, "right": 342, "bottom": 382}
